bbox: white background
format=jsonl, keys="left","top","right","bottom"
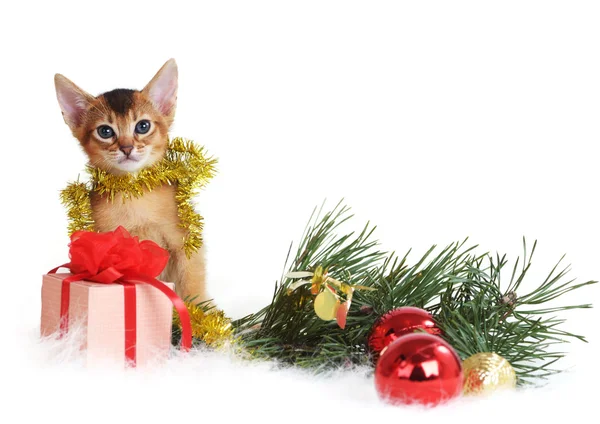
{"left": 1, "top": 1, "right": 599, "bottom": 422}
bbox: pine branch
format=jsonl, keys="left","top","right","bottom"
{"left": 433, "top": 239, "right": 597, "bottom": 385}
{"left": 230, "top": 203, "right": 597, "bottom": 380}
{"left": 233, "top": 203, "right": 480, "bottom": 368}
{"left": 233, "top": 201, "right": 387, "bottom": 366}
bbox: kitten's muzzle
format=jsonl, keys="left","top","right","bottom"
{"left": 120, "top": 145, "right": 134, "bottom": 156}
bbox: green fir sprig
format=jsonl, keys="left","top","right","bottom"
{"left": 232, "top": 202, "right": 597, "bottom": 383}
{"left": 433, "top": 240, "right": 595, "bottom": 385}
{"left": 234, "top": 201, "right": 387, "bottom": 369}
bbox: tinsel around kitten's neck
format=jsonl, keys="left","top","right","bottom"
{"left": 60, "top": 137, "right": 217, "bottom": 257}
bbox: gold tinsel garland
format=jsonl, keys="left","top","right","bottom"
{"left": 60, "top": 137, "right": 217, "bottom": 257}
{"left": 173, "top": 302, "right": 235, "bottom": 347}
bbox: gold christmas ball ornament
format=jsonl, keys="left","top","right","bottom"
{"left": 462, "top": 352, "right": 517, "bottom": 395}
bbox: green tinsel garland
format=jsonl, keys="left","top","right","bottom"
{"left": 60, "top": 137, "right": 217, "bottom": 257}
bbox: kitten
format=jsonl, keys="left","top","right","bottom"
{"left": 54, "top": 59, "right": 209, "bottom": 303}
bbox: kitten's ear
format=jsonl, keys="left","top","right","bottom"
{"left": 54, "top": 74, "right": 94, "bottom": 130}
{"left": 142, "top": 59, "right": 178, "bottom": 118}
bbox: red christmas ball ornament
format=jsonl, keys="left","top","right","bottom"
{"left": 374, "top": 333, "right": 463, "bottom": 406}
{"left": 368, "top": 307, "right": 441, "bottom": 358}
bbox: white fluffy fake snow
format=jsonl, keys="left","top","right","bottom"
{"left": 4, "top": 321, "right": 597, "bottom": 424}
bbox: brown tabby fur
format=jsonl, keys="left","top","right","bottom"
{"left": 54, "top": 59, "right": 208, "bottom": 303}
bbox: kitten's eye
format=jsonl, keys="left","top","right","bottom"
{"left": 97, "top": 125, "right": 115, "bottom": 139}
{"left": 135, "top": 120, "right": 151, "bottom": 134}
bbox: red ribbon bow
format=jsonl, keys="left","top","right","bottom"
{"left": 49, "top": 226, "right": 192, "bottom": 365}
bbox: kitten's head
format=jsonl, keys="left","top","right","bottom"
{"left": 54, "top": 59, "right": 178, "bottom": 174}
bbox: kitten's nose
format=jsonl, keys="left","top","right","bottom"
{"left": 119, "top": 145, "right": 134, "bottom": 156}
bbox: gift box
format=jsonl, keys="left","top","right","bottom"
{"left": 41, "top": 226, "right": 192, "bottom": 367}
{"left": 41, "top": 273, "right": 175, "bottom": 367}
